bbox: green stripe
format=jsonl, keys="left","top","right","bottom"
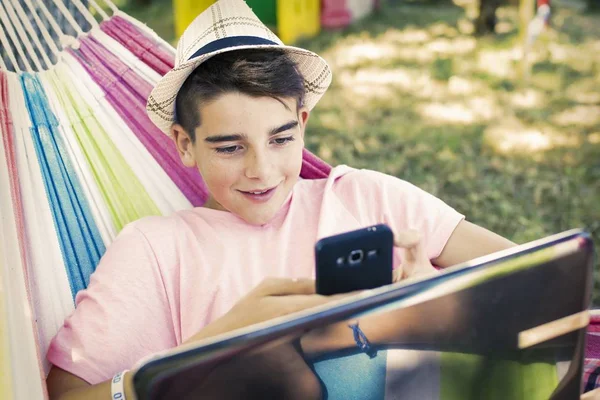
{"left": 48, "top": 68, "right": 161, "bottom": 231}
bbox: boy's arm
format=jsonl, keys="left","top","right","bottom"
{"left": 432, "top": 220, "right": 516, "bottom": 268}
{"left": 46, "top": 367, "right": 136, "bottom": 400}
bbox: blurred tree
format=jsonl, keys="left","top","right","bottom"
{"left": 476, "top": 0, "right": 538, "bottom": 35}
{"left": 475, "top": 0, "right": 503, "bottom": 34}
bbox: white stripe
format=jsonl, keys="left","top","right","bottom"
{"left": 7, "top": 73, "right": 75, "bottom": 377}
{"left": 0, "top": 79, "right": 46, "bottom": 399}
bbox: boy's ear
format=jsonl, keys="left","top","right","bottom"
{"left": 171, "top": 124, "right": 197, "bottom": 167}
{"left": 298, "top": 107, "right": 310, "bottom": 139}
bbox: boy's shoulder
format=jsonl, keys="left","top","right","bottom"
{"left": 325, "top": 165, "right": 412, "bottom": 192}
{"left": 120, "top": 214, "right": 180, "bottom": 244}
{"left": 299, "top": 165, "right": 385, "bottom": 187}
{"left": 122, "top": 205, "right": 245, "bottom": 243}
{"left": 121, "top": 209, "right": 207, "bottom": 245}
{"left": 292, "top": 166, "right": 401, "bottom": 209}
{"left": 318, "top": 166, "right": 429, "bottom": 216}
{"left": 127, "top": 212, "right": 176, "bottom": 230}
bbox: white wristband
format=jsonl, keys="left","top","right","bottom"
{"left": 111, "top": 370, "right": 128, "bottom": 400}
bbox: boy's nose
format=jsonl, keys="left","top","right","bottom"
{"left": 244, "top": 150, "right": 272, "bottom": 180}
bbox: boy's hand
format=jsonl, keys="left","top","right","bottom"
{"left": 225, "top": 278, "right": 341, "bottom": 330}
{"left": 185, "top": 278, "right": 345, "bottom": 346}
{"left": 392, "top": 230, "right": 438, "bottom": 282}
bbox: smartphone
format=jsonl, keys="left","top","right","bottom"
{"left": 315, "top": 224, "right": 394, "bottom": 295}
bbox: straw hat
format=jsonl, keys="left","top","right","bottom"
{"left": 147, "top": 0, "right": 332, "bottom": 135}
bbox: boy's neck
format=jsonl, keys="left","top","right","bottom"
{"left": 203, "top": 196, "right": 225, "bottom": 211}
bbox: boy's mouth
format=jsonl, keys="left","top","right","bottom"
{"left": 238, "top": 185, "right": 278, "bottom": 203}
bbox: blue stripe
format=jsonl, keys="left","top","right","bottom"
{"left": 20, "top": 73, "right": 105, "bottom": 302}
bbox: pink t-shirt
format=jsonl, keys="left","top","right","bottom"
{"left": 46, "top": 165, "right": 464, "bottom": 384}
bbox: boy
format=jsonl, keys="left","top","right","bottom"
{"left": 46, "top": 1, "right": 514, "bottom": 398}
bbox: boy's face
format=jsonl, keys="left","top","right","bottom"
{"left": 172, "top": 92, "right": 309, "bottom": 225}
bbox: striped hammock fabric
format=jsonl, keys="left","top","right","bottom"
{"left": 0, "top": 0, "right": 596, "bottom": 399}
{"left": 0, "top": 1, "right": 330, "bottom": 398}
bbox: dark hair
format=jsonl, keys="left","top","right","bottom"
{"left": 174, "top": 49, "right": 306, "bottom": 142}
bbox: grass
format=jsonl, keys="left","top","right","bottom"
{"left": 115, "top": 0, "right": 600, "bottom": 303}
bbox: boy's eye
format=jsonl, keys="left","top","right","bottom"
{"left": 215, "top": 145, "right": 241, "bottom": 154}
{"left": 273, "top": 136, "right": 295, "bottom": 146}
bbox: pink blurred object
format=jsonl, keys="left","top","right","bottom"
{"left": 321, "top": 0, "right": 379, "bottom": 29}
{"left": 321, "top": 0, "right": 352, "bottom": 29}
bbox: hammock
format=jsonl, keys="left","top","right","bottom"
{"left": 0, "top": 0, "right": 597, "bottom": 399}
{"left": 0, "top": 0, "right": 330, "bottom": 397}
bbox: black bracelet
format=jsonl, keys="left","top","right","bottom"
{"left": 348, "top": 321, "right": 377, "bottom": 358}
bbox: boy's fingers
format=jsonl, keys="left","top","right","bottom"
{"left": 394, "top": 229, "right": 428, "bottom": 265}
{"left": 393, "top": 229, "right": 420, "bottom": 248}
{"left": 392, "top": 229, "right": 436, "bottom": 280}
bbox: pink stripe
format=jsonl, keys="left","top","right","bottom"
{"left": 301, "top": 148, "right": 331, "bottom": 179}
{"left": 111, "top": 15, "right": 175, "bottom": 69}
{"left": 100, "top": 18, "right": 173, "bottom": 75}
{"left": 0, "top": 71, "right": 49, "bottom": 399}
{"left": 79, "top": 36, "right": 153, "bottom": 100}
{"left": 113, "top": 15, "right": 175, "bottom": 69}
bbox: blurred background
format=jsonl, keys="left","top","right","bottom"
{"left": 114, "top": 0, "right": 599, "bottom": 302}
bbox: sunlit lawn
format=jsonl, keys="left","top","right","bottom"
{"left": 121, "top": 0, "right": 600, "bottom": 302}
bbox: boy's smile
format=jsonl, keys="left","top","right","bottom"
{"left": 172, "top": 92, "right": 309, "bottom": 225}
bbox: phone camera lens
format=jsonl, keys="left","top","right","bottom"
{"left": 348, "top": 250, "right": 364, "bottom": 265}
